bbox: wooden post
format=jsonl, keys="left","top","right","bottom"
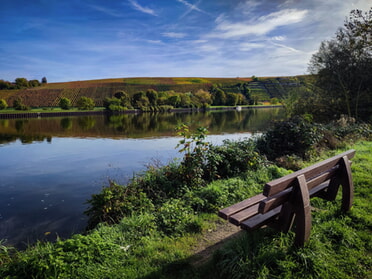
{"left": 293, "top": 175, "right": 311, "bottom": 247}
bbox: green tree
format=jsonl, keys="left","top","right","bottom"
{"left": 0, "top": 99, "right": 7, "bottom": 110}
{"left": 41, "top": 77, "right": 47, "bottom": 84}
{"left": 146, "top": 89, "right": 158, "bottom": 106}
{"left": 15, "top": 78, "right": 28, "bottom": 89}
{"left": 77, "top": 97, "right": 95, "bottom": 110}
{"left": 308, "top": 8, "right": 372, "bottom": 120}
{"left": 167, "top": 94, "right": 181, "bottom": 107}
{"left": 59, "top": 97, "right": 72, "bottom": 110}
{"left": 226, "top": 93, "right": 239, "bottom": 106}
{"left": 0, "top": 80, "right": 12, "bottom": 90}
{"left": 13, "top": 98, "right": 29, "bottom": 110}
{"left": 194, "top": 89, "right": 212, "bottom": 108}
{"left": 131, "top": 92, "right": 149, "bottom": 109}
{"left": 212, "top": 88, "right": 226, "bottom": 106}
{"left": 28, "top": 80, "right": 40, "bottom": 87}
{"left": 180, "top": 93, "right": 192, "bottom": 108}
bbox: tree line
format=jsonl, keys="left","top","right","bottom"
{"left": 0, "top": 77, "right": 47, "bottom": 90}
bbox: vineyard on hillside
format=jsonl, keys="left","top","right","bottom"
{"left": 0, "top": 76, "right": 312, "bottom": 108}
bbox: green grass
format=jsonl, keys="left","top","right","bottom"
{"left": 0, "top": 141, "right": 370, "bottom": 278}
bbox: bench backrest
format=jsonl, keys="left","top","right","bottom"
{"left": 263, "top": 149, "right": 356, "bottom": 197}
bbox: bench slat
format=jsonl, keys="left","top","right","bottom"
{"left": 240, "top": 206, "right": 282, "bottom": 230}
{"left": 259, "top": 188, "right": 292, "bottom": 214}
{"left": 229, "top": 203, "right": 260, "bottom": 225}
{"left": 259, "top": 178, "right": 335, "bottom": 214}
{"left": 263, "top": 150, "right": 355, "bottom": 197}
{"left": 218, "top": 194, "right": 266, "bottom": 219}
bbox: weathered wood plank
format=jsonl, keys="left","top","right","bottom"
{"left": 218, "top": 194, "right": 266, "bottom": 219}
{"left": 229, "top": 203, "right": 260, "bottom": 225}
{"left": 263, "top": 150, "right": 355, "bottom": 197}
{"left": 240, "top": 206, "right": 282, "bottom": 230}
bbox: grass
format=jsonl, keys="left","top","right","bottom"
{"left": 0, "top": 140, "right": 370, "bottom": 278}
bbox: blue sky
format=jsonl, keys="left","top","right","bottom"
{"left": 0, "top": 0, "right": 370, "bottom": 82}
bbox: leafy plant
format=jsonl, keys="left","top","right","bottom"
{"left": 176, "top": 124, "right": 210, "bottom": 188}
{"left": 59, "top": 97, "right": 72, "bottom": 110}
{"left": 156, "top": 198, "right": 201, "bottom": 236}
{"left": 77, "top": 96, "right": 95, "bottom": 110}
{"left": 85, "top": 180, "right": 154, "bottom": 229}
{"left": 256, "top": 116, "right": 323, "bottom": 160}
{"left": 0, "top": 99, "right": 7, "bottom": 110}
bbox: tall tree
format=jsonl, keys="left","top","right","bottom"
{"left": 308, "top": 8, "right": 372, "bottom": 120}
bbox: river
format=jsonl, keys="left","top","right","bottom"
{"left": 0, "top": 108, "right": 283, "bottom": 248}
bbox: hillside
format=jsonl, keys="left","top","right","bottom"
{"left": 0, "top": 76, "right": 312, "bottom": 107}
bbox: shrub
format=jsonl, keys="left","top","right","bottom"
{"left": 77, "top": 96, "right": 95, "bottom": 110}
{"left": 59, "top": 97, "right": 72, "bottom": 110}
{"left": 85, "top": 181, "right": 154, "bottom": 229}
{"left": 256, "top": 116, "right": 323, "bottom": 160}
{"left": 204, "top": 139, "right": 266, "bottom": 180}
{"left": 156, "top": 199, "right": 201, "bottom": 236}
{"left": 12, "top": 98, "right": 29, "bottom": 110}
{"left": 0, "top": 99, "right": 7, "bottom": 110}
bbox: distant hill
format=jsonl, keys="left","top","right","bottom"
{"left": 0, "top": 76, "right": 313, "bottom": 107}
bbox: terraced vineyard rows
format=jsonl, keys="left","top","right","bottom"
{"left": 1, "top": 76, "right": 311, "bottom": 108}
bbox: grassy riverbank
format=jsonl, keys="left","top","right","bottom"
{"left": 0, "top": 121, "right": 371, "bottom": 278}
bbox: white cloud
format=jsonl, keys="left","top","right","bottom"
{"left": 271, "top": 36, "right": 286, "bottom": 41}
{"left": 239, "top": 42, "right": 265, "bottom": 51}
{"left": 162, "top": 32, "right": 187, "bottom": 39}
{"left": 128, "top": 0, "right": 157, "bottom": 16}
{"left": 209, "top": 9, "right": 308, "bottom": 38}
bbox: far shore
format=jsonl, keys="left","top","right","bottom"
{"left": 0, "top": 105, "right": 282, "bottom": 119}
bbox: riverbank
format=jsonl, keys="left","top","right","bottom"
{"left": 0, "top": 105, "right": 282, "bottom": 119}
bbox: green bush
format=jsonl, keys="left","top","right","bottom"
{"left": 0, "top": 99, "right": 7, "bottom": 110}
{"left": 156, "top": 199, "right": 201, "bottom": 236}
{"left": 85, "top": 181, "right": 154, "bottom": 229}
{"left": 256, "top": 116, "right": 323, "bottom": 160}
{"left": 77, "top": 96, "right": 95, "bottom": 110}
{"left": 204, "top": 139, "right": 266, "bottom": 180}
{"left": 59, "top": 97, "right": 72, "bottom": 110}
{"left": 12, "top": 98, "right": 29, "bottom": 110}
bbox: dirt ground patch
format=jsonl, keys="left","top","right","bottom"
{"left": 190, "top": 219, "right": 244, "bottom": 267}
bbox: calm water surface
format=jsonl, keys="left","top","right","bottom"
{"left": 0, "top": 108, "right": 283, "bottom": 248}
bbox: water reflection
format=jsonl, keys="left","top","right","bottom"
{"left": 0, "top": 108, "right": 283, "bottom": 143}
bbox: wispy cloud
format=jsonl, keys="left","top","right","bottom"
{"left": 271, "top": 42, "right": 301, "bottom": 53}
{"left": 177, "top": 0, "right": 209, "bottom": 18}
{"left": 128, "top": 0, "right": 157, "bottom": 16}
{"left": 209, "top": 9, "right": 308, "bottom": 38}
{"left": 162, "top": 32, "right": 187, "bottom": 39}
{"left": 177, "top": 0, "right": 204, "bottom": 13}
{"left": 88, "top": 5, "right": 122, "bottom": 17}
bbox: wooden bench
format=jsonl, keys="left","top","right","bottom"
{"left": 218, "top": 149, "right": 356, "bottom": 246}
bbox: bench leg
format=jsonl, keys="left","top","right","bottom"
{"left": 293, "top": 174, "right": 312, "bottom": 247}
{"left": 340, "top": 155, "right": 354, "bottom": 211}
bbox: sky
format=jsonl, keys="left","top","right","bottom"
{"left": 0, "top": 0, "right": 370, "bottom": 83}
